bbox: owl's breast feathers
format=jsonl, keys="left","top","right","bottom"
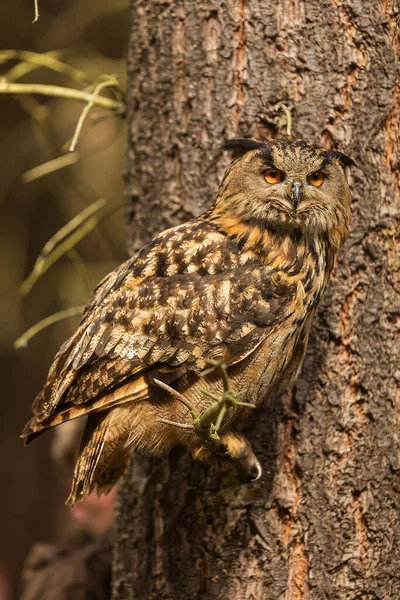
{"left": 23, "top": 217, "right": 332, "bottom": 441}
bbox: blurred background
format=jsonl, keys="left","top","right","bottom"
{"left": 0, "top": 1, "right": 129, "bottom": 597}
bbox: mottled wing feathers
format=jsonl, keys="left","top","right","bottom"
{"left": 26, "top": 220, "right": 294, "bottom": 431}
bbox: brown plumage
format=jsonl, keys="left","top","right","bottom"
{"left": 22, "top": 138, "right": 355, "bottom": 504}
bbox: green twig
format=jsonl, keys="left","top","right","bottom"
{"left": 20, "top": 197, "right": 124, "bottom": 295}
{"left": 14, "top": 305, "right": 84, "bottom": 349}
{"left": 155, "top": 361, "right": 255, "bottom": 452}
{"left": 0, "top": 82, "right": 123, "bottom": 111}
{"left": 155, "top": 363, "right": 261, "bottom": 480}
{"left": 22, "top": 152, "right": 79, "bottom": 183}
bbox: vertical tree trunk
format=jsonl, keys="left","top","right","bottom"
{"left": 113, "top": 1, "right": 400, "bottom": 598}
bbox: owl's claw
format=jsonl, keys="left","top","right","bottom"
{"left": 232, "top": 446, "right": 262, "bottom": 482}
{"left": 192, "top": 430, "right": 262, "bottom": 482}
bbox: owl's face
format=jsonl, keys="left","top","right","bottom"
{"left": 216, "top": 139, "right": 355, "bottom": 242}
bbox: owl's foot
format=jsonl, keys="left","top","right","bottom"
{"left": 193, "top": 431, "right": 262, "bottom": 482}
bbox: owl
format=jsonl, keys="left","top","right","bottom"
{"left": 22, "top": 138, "right": 355, "bottom": 505}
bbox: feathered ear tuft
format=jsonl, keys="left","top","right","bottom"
{"left": 221, "top": 138, "right": 272, "bottom": 160}
{"left": 327, "top": 150, "right": 359, "bottom": 169}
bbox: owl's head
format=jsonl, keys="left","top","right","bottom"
{"left": 214, "top": 138, "right": 356, "bottom": 247}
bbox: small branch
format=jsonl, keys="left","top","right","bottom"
{"left": 69, "top": 79, "right": 120, "bottom": 151}
{"left": 20, "top": 198, "right": 124, "bottom": 296}
{"left": 14, "top": 306, "right": 84, "bottom": 349}
{"left": 0, "top": 82, "right": 123, "bottom": 111}
{"left": 22, "top": 152, "right": 79, "bottom": 183}
{"left": 33, "top": 0, "right": 39, "bottom": 23}
{"left": 154, "top": 363, "right": 261, "bottom": 480}
{"left": 157, "top": 419, "right": 194, "bottom": 430}
{"left": 152, "top": 378, "right": 195, "bottom": 413}
{"left": 0, "top": 50, "right": 89, "bottom": 83}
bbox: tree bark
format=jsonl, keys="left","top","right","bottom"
{"left": 113, "top": 1, "right": 400, "bottom": 598}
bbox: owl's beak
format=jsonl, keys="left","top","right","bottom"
{"left": 291, "top": 182, "right": 302, "bottom": 210}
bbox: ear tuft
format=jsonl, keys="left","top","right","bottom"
{"left": 330, "top": 150, "right": 358, "bottom": 169}
{"left": 221, "top": 138, "right": 272, "bottom": 159}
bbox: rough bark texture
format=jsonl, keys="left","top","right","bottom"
{"left": 113, "top": 1, "right": 400, "bottom": 598}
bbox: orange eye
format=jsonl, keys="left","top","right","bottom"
{"left": 308, "top": 171, "right": 325, "bottom": 186}
{"left": 263, "top": 168, "right": 283, "bottom": 184}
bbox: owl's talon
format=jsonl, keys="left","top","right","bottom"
{"left": 193, "top": 430, "right": 263, "bottom": 483}
{"left": 233, "top": 452, "right": 262, "bottom": 482}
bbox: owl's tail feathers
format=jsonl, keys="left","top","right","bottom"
{"left": 21, "top": 403, "right": 94, "bottom": 445}
{"left": 66, "top": 408, "right": 132, "bottom": 506}
{"left": 21, "top": 374, "right": 150, "bottom": 445}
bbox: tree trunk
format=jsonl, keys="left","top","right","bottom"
{"left": 113, "top": 1, "right": 400, "bottom": 598}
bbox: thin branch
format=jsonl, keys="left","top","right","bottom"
{"left": 22, "top": 152, "right": 79, "bottom": 183}
{"left": 152, "top": 378, "right": 195, "bottom": 413}
{"left": 14, "top": 306, "right": 84, "bottom": 349}
{"left": 157, "top": 418, "right": 194, "bottom": 430}
{"left": 69, "top": 78, "right": 120, "bottom": 151}
{"left": 0, "top": 50, "right": 89, "bottom": 83}
{"left": 0, "top": 82, "right": 123, "bottom": 111}
{"left": 20, "top": 198, "right": 124, "bottom": 295}
{"left": 33, "top": 0, "right": 40, "bottom": 23}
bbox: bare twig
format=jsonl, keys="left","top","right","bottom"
{"left": 33, "top": 0, "right": 40, "bottom": 23}
{"left": 14, "top": 306, "right": 84, "bottom": 349}
{"left": 0, "top": 82, "right": 122, "bottom": 111}
{"left": 157, "top": 418, "right": 194, "bottom": 430}
{"left": 20, "top": 198, "right": 124, "bottom": 295}
{"left": 152, "top": 378, "right": 195, "bottom": 413}
{"left": 0, "top": 50, "right": 89, "bottom": 83}
{"left": 69, "top": 78, "right": 121, "bottom": 151}
{"left": 22, "top": 152, "right": 79, "bottom": 183}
